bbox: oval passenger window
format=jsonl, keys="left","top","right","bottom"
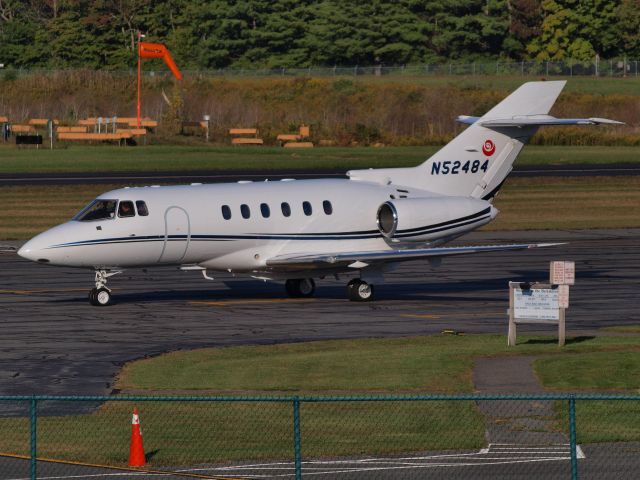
{"left": 222, "top": 205, "right": 231, "bottom": 220}
{"left": 323, "top": 200, "right": 333, "bottom": 215}
{"left": 281, "top": 202, "right": 291, "bottom": 217}
{"left": 303, "top": 201, "right": 312, "bottom": 216}
{"left": 260, "top": 203, "right": 270, "bottom": 218}
{"left": 241, "top": 204, "right": 251, "bottom": 219}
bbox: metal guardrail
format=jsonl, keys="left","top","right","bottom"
{"left": 3, "top": 59, "right": 640, "bottom": 79}
{"left": 0, "top": 393, "right": 638, "bottom": 480}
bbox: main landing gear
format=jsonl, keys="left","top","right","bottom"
{"left": 285, "top": 278, "right": 316, "bottom": 298}
{"left": 88, "top": 269, "right": 121, "bottom": 306}
{"left": 347, "top": 279, "right": 375, "bottom": 302}
{"left": 284, "top": 277, "right": 376, "bottom": 302}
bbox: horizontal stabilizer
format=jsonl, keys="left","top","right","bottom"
{"left": 267, "top": 243, "right": 565, "bottom": 270}
{"left": 457, "top": 115, "right": 624, "bottom": 128}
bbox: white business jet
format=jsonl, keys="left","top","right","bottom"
{"left": 19, "top": 81, "right": 621, "bottom": 306}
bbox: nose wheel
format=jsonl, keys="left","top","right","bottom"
{"left": 89, "top": 287, "right": 112, "bottom": 306}
{"left": 347, "top": 279, "right": 375, "bottom": 302}
{"left": 88, "top": 269, "right": 121, "bottom": 306}
{"left": 285, "top": 278, "right": 316, "bottom": 298}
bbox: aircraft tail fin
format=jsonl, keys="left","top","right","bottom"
{"left": 348, "top": 81, "right": 618, "bottom": 199}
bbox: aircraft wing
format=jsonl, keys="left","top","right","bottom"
{"left": 266, "top": 243, "right": 564, "bottom": 270}
{"left": 456, "top": 114, "right": 624, "bottom": 127}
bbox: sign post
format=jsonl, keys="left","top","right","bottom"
{"left": 508, "top": 261, "right": 574, "bottom": 347}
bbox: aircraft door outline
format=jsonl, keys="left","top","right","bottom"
{"left": 158, "top": 206, "right": 191, "bottom": 263}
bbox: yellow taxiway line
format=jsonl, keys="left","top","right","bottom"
{"left": 0, "top": 451, "right": 244, "bottom": 480}
{"left": 0, "top": 288, "right": 88, "bottom": 295}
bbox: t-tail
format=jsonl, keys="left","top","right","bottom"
{"left": 348, "top": 81, "right": 622, "bottom": 199}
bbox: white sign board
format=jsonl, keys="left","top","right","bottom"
{"left": 514, "top": 288, "right": 559, "bottom": 321}
{"left": 550, "top": 261, "right": 575, "bottom": 285}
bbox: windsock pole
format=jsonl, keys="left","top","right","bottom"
{"left": 136, "top": 31, "right": 142, "bottom": 128}
{"left": 129, "top": 407, "right": 145, "bottom": 467}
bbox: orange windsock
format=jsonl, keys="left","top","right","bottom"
{"left": 139, "top": 42, "right": 182, "bottom": 80}
{"left": 128, "top": 407, "right": 146, "bottom": 467}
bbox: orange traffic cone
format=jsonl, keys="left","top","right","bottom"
{"left": 128, "top": 407, "right": 146, "bottom": 467}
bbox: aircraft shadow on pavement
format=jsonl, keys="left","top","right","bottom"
{"left": 51, "top": 277, "right": 524, "bottom": 305}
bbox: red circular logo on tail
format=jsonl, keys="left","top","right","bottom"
{"left": 482, "top": 140, "right": 496, "bottom": 156}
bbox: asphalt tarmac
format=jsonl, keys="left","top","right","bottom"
{"left": 1, "top": 163, "right": 638, "bottom": 185}
{"left": 1, "top": 228, "right": 639, "bottom": 479}
{"left": 1, "top": 229, "right": 638, "bottom": 398}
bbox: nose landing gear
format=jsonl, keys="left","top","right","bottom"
{"left": 88, "top": 270, "right": 121, "bottom": 306}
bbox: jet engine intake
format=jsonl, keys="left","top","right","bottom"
{"left": 376, "top": 197, "right": 496, "bottom": 243}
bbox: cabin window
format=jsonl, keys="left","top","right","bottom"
{"left": 303, "top": 201, "right": 312, "bottom": 216}
{"left": 221, "top": 205, "right": 231, "bottom": 220}
{"left": 323, "top": 200, "right": 333, "bottom": 215}
{"left": 74, "top": 199, "right": 117, "bottom": 221}
{"left": 281, "top": 202, "right": 291, "bottom": 217}
{"left": 118, "top": 201, "right": 135, "bottom": 218}
{"left": 136, "top": 201, "right": 149, "bottom": 216}
{"left": 240, "top": 204, "right": 251, "bottom": 219}
{"left": 260, "top": 203, "right": 270, "bottom": 218}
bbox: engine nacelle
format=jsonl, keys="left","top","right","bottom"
{"left": 376, "top": 197, "right": 496, "bottom": 243}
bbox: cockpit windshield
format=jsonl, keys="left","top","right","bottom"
{"left": 73, "top": 199, "right": 118, "bottom": 221}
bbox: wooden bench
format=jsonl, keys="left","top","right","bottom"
{"left": 28, "top": 119, "right": 59, "bottom": 126}
{"left": 277, "top": 133, "right": 302, "bottom": 142}
{"left": 117, "top": 128, "right": 147, "bottom": 137}
{"left": 10, "top": 125, "right": 36, "bottom": 134}
{"left": 77, "top": 118, "right": 157, "bottom": 128}
{"left": 126, "top": 120, "right": 157, "bottom": 128}
{"left": 229, "top": 128, "right": 258, "bottom": 136}
{"left": 57, "top": 126, "right": 88, "bottom": 133}
{"left": 283, "top": 142, "right": 314, "bottom": 148}
{"left": 229, "top": 127, "right": 263, "bottom": 145}
{"left": 58, "top": 132, "right": 133, "bottom": 142}
{"left": 231, "top": 137, "right": 264, "bottom": 145}
{"left": 111, "top": 117, "right": 157, "bottom": 128}
{"left": 277, "top": 125, "right": 312, "bottom": 146}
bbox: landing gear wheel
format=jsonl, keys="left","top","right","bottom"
{"left": 347, "top": 279, "right": 375, "bottom": 302}
{"left": 89, "top": 287, "right": 112, "bottom": 306}
{"left": 285, "top": 278, "right": 316, "bottom": 298}
{"left": 89, "top": 269, "right": 121, "bottom": 306}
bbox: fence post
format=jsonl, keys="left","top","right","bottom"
{"left": 568, "top": 395, "right": 578, "bottom": 480}
{"left": 293, "top": 397, "right": 302, "bottom": 480}
{"left": 30, "top": 396, "right": 37, "bottom": 480}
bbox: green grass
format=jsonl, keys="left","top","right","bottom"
{"left": 535, "top": 343, "right": 640, "bottom": 444}
{"left": 535, "top": 351, "right": 640, "bottom": 391}
{"left": 117, "top": 335, "right": 640, "bottom": 394}
{"left": 1, "top": 334, "right": 638, "bottom": 466}
{"left": 0, "top": 145, "right": 638, "bottom": 174}
{"left": 2, "top": 176, "right": 639, "bottom": 240}
{"left": 600, "top": 325, "right": 640, "bottom": 333}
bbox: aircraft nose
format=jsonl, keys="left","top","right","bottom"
{"left": 18, "top": 238, "right": 51, "bottom": 264}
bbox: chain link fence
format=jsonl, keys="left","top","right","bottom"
{"left": 3, "top": 59, "right": 640, "bottom": 80}
{"left": 0, "top": 394, "right": 637, "bottom": 479}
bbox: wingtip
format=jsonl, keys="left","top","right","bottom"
{"left": 529, "top": 242, "right": 568, "bottom": 249}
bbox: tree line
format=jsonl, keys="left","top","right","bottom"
{"left": 0, "top": 1, "right": 639, "bottom": 71}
